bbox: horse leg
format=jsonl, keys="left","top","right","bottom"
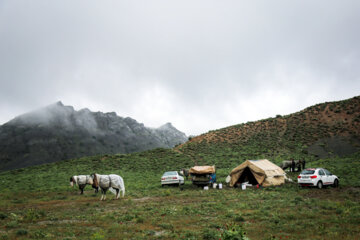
{"left": 103, "top": 189, "right": 108, "bottom": 201}
{"left": 100, "top": 188, "right": 105, "bottom": 201}
{"left": 92, "top": 185, "right": 99, "bottom": 193}
{"left": 116, "top": 189, "right": 120, "bottom": 199}
{"left": 79, "top": 185, "right": 84, "bottom": 195}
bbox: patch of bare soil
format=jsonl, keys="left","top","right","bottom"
{"left": 154, "top": 230, "right": 167, "bottom": 236}
{"left": 37, "top": 219, "right": 84, "bottom": 225}
{"left": 132, "top": 197, "right": 154, "bottom": 202}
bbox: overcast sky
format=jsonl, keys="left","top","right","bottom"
{"left": 0, "top": 1, "right": 359, "bottom": 135}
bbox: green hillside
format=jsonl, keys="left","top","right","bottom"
{"left": 177, "top": 96, "right": 360, "bottom": 167}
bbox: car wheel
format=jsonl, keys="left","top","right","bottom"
{"left": 333, "top": 179, "right": 339, "bottom": 188}
{"left": 317, "top": 181, "right": 323, "bottom": 189}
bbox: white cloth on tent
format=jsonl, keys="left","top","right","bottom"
{"left": 225, "top": 175, "right": 231, "bottom": 183}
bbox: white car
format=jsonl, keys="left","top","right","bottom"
{"left": 297, "top": 168, "right": 339, "bottom": 189}
{"left": 161, "top": 171, "right": 184, "bottom": 187}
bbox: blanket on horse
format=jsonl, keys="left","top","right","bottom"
{"left": 97, "top": 174, "right": 123, "bottom": 189}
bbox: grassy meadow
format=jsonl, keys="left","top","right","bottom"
{"left": 0, "top": 149, "right": 359, "bottom": 239}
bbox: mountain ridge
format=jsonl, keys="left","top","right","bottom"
{"left": 176, "top": 96, "right": 360, "bottom": 166}
{"left": 0, "top": 102, "right": 187, "bottom": 171}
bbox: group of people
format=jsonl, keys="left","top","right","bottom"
{"left": 290, "top": 158, "right": 306, "bottom": 172}
{"left": 280, "top": 159, "right": 306, "bottom": 172}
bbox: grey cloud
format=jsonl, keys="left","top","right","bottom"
{"left": 0, "top": 0, "right": 359, "bottom": 135}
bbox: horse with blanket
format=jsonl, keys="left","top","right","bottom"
{"left": 69, "top": 175, "right": 96, "bottom": 194}
{"left": 91, "top": 173, "right": 125, "bottom": 200}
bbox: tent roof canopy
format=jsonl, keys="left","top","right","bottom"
{"left": 189, "top": 166, "right": 215, "bottom": 174}
{"left": 229, "top": 159, "right": 285, "bottom": 187}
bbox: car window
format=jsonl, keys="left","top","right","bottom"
{"left": 324, "top": 169, "right": 331, "bottom": 175}
{"left": 318, "top": 170, "right": 325, "bottom": 176}
{"left": 163, "top": 171, "right": 177, "bottom": 176}
{"left": 301, "top": 170, "right": 315, "bottom": 175}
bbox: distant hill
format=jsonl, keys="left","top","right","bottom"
{"left": 177, "top": 96, "right": 360, "bottom": 167}
{"left": 0, "top": 102, "right": 187, "bottom": 171}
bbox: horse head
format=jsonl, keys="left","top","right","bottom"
{"left": 90, "top": 173, "right": 99, "bottom": 193}
{"left": 70, "top": 176, "right": 74, "bottom": 187}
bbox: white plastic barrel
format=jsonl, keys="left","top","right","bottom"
{"left": 241, "top": 183, "right": 246, "bottom": 190}
{"left": 213, "top": 183, "right": 217, "bottom": 189}
{"left": 219, "top": 183, "right": 223, "bottom": 189}
{"left": 204, "top": 186, "right": 209, "bottom": 190}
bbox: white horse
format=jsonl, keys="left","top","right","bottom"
{"left": 69, "top": 175, "right": 94, "bottom": 194}
{"left": 91, "top": 173, "right": 125, "bottom": 200}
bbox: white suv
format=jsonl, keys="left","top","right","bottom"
{"left": 297, "top": 168, "right": 339, "bottom": 189}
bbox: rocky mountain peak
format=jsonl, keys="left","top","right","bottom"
{"left": 55, "top": 101, "right": 64, "bottom": 106}
{"left": 159, "top": 122, "right": 174, "bottom": 130}
{"left": 0, "top": 102, "right": 188, "bottom": 171}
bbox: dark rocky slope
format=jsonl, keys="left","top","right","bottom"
{"left": 0, "top": 102, "right": 187, "bottom": 171}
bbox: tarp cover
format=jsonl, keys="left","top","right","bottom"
{"left": 229, "top": 159, "right": 285, "bottom": 187}
{"left": 189, "top": 166, "right": 216, "bottom": 174}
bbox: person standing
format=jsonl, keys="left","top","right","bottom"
{"left": 302, "top": 159, "right": 306, "bottom": 170}
{"left": 297, "top": 160, "right": 302, "bottom": 172}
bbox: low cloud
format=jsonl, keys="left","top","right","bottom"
{"left": 0, "top": 0, "right": 359, "bottom": 135}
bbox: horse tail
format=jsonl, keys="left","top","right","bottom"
{"left": 122, "top": 179, "right": 125, "bottom": 197}
{"left": 119, "top": 176, "right": 125, "bottom": 197}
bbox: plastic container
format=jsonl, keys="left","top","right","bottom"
{"left": 219, "top": 183, "right": 223, "bottom": 189}
{"left": 213, "top": 183, "right": 217, "bottom": 189}
{"left": 204, "top": 186, "right": 209, "bottom": 190}
{"left": 241, "top": 183, "right": 246, "bottom": 190}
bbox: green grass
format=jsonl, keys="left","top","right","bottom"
{"left": 3, "top": 95, "right": 360, "bottom": 239}
{"left": 0, "top": 149, "right": 359, "bottom": 239}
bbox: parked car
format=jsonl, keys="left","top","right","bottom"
{"left": 161, "top": 171, "right": 184, "bottom": 187}
{"left": 297, "top": 168, "right": 339, "bottom": 189}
